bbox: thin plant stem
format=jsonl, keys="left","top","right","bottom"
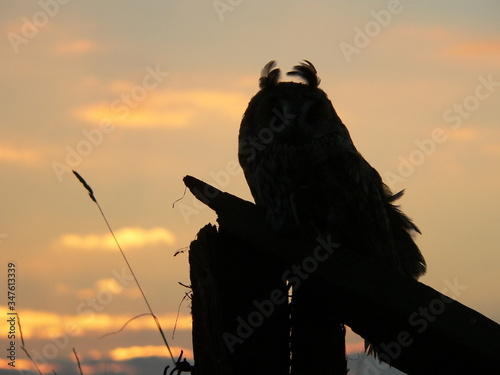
{"left": 16, "top": 313, "right": 45, "bottom": 375}
{"left": 72, "top": 170, "right": 176, "bottom": 364}
{"left": 73, "top": 348, "right": 83, "bottom": 375}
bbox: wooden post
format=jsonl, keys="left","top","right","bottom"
{"left": 190, "top": 224, "right": 290, "bottom": 375}
{"left": 185, "top": 175, "right": 500, "bottom": 374}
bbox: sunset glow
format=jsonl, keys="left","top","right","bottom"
{"left": 1, "top": 1, "right": 499, "bottom": 374}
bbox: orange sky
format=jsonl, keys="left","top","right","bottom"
{"left": 1, "top": 1, "right": 499, "bottom": 374}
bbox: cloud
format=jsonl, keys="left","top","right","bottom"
{"left": 393, "top": 25, "right": 500, "bottom": 67}
{"left": 0, "top": 358, "right": 34, "bottom": 372}
{"left": 0, "top": 144, "right": 41, "bottom": 167}
{"left": 0, "top": 306, "right": 191, "bottom": 340}
{"left": 73, "top": 88, "right": 248, "bottom": 128}
{"left": 0, "top": 307, "right": 66, "bottom": 339}
{"left": 54, "top": 39, "right": 100, "bottom": 55}
{"left": 56, "top": 227, "right": 176, "bottom": 251}
{"left": 448, "top": 127, "right": 478, "bottom": 141}
{"left": 71, "top": 277, "right": 141, "bottom": 299}
{"left": 110, "top": 345, "right": 193, "bottom": 361}
{"left": 398, "top": 25, "right": 454, "bottom": 41}
{"left": 444, "top": 40, "right": 500, "bottom": 65}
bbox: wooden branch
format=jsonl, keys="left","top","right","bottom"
{"left": 184, "top": 175, "right": 500, "bottom": 374}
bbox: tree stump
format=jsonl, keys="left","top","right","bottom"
{"left": 190, "top": 224, "right": 290, "bottom": 375}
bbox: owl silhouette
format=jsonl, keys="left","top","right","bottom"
{"left": 238, "top": 60, "right": 426, "bottom": 373}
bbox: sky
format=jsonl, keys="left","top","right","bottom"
{"left": 1, "top": 0, "right": 499, "bottom": 374}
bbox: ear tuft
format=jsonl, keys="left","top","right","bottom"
{"left": 259, "top": 60, "right": 281, "bottom": 89}
{"left": 287, "top": 60, "right": 320, "bottom": 87}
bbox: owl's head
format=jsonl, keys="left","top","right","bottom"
{"left": 240, "top": 60, "right": 345, "bottom": 149}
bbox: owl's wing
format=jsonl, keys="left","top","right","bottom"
{"left": 304, "top": 132, "right": 426, "bottom": 277}
{"left": 288, "top": 132, "right": 396, "bottom": 265}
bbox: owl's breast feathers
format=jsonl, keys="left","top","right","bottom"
{"left": 238, "top": 61, "right": 426, "bottom": 279}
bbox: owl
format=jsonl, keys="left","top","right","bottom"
{"left": 238, "top": 60, "right": 426, "bottom": 373}
{"left": 239, "top": 60, "right": 425, "bottom": 277}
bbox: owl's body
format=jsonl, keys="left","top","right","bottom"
{"left": 239, "top": 61, "right": 426, "bottom": 278}
{"left": 239, "top": 61, "right": 426, "bottom": 374}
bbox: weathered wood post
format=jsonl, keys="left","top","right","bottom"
{"left": 186, "top": 175, "right": 500, "bottom": 374}
{"left": 189, "top": 224, "right": 290, "bottom": 375}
